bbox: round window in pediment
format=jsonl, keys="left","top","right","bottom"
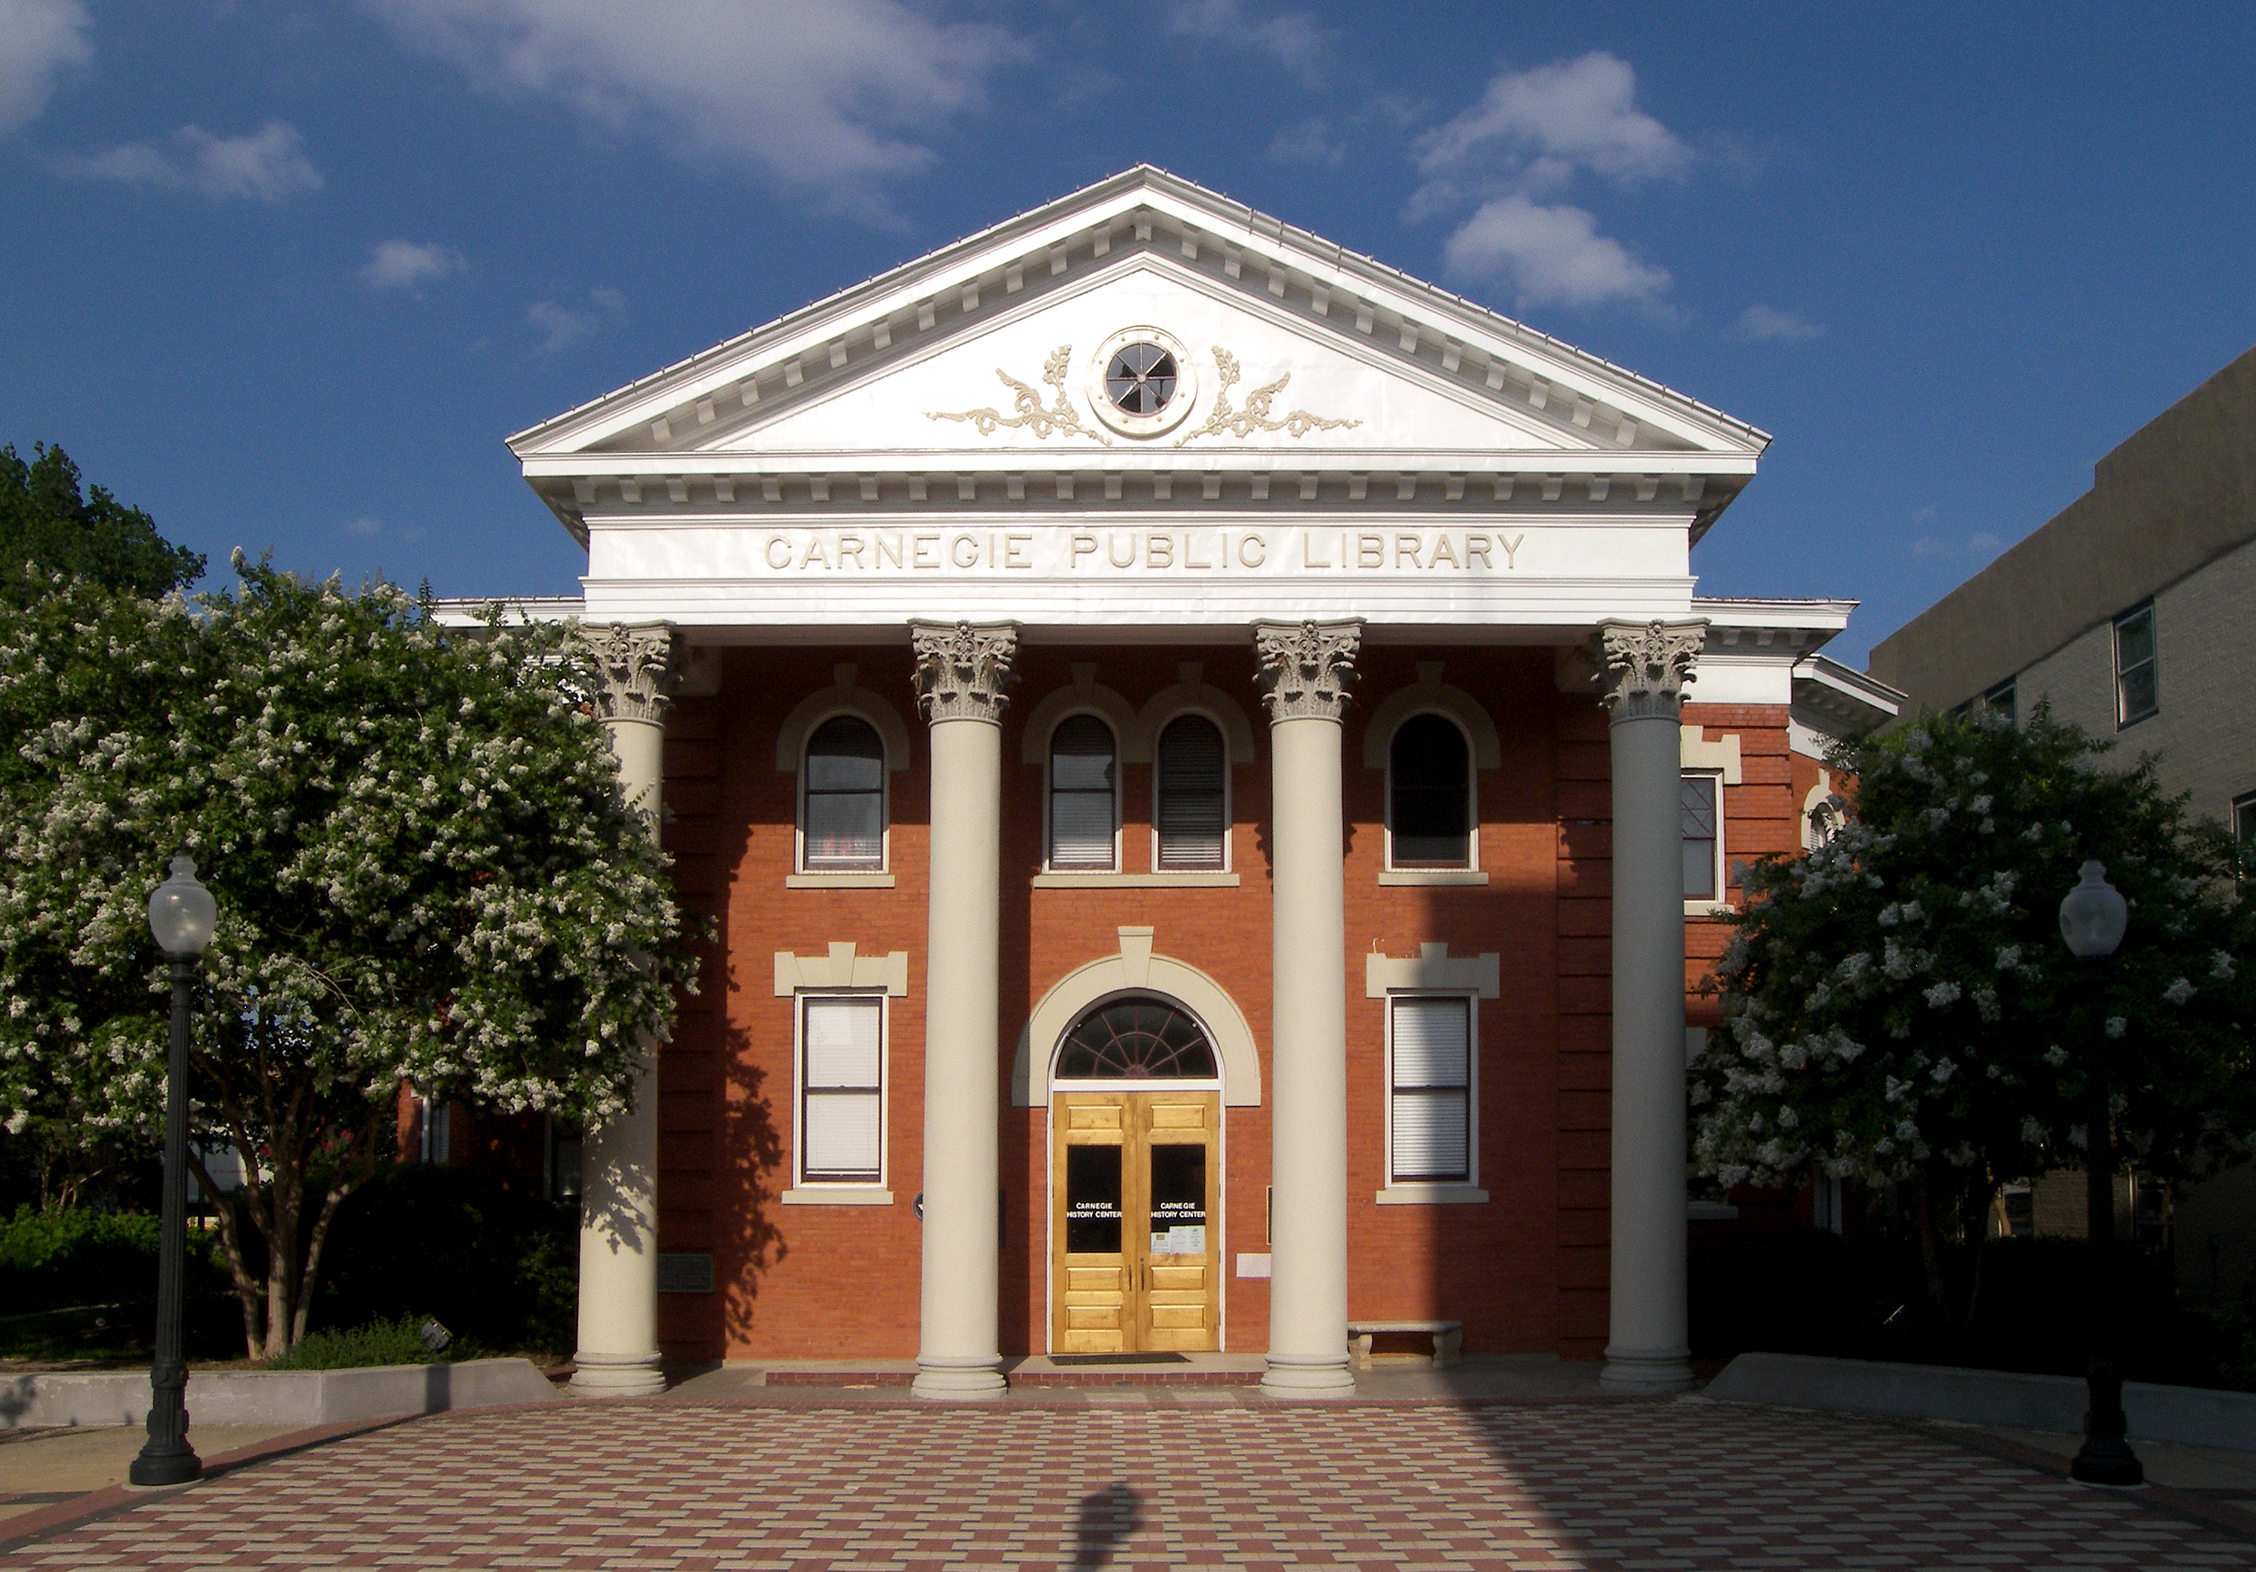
{"left": 1056, "top": 995, "right": 1218, "bottom": 1080}
{"left": 1105, "top": 343, "right": 1177, "bottom": 416}
{"left": 1087, "top": 326, "right": 1198, "bottom": 438}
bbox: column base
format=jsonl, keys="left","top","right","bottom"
{"left": 568, "top": 1349, "right": 668, "bottom": 1398}
{"left": 1599, "top": 1346, "right": 1695, "bottom": 1394}
{"left": 1260, "top": 1357, "right": 1357, "bottom": 1399}
{"left": 912, "top": 1358, "right": 1008, "bottom": 1400}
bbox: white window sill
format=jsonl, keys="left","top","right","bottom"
{"left": 1375, "top": 1184, "right": 1489, "bottom": 1205}
{"left": 787, "top": 873, "right": 896, "bottom": 889}
{"left": 781, "top": 1186, "right": 893, "bottom": 1205}
{"left": 1685, "top": 900, "right": 1736, "bottom": 917}
{"left": 1378, "top": 870, "right": 1489, "bottom": 887}
{"left": 1032, "top": 872, "right": 1240, "bottom": 887}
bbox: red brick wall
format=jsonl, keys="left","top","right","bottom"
{"left": 651, "top": 651, "right": 1795, "bottom": 1367}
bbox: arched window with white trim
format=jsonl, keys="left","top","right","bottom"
{"left": 1153, "top": 713, "right": 1227, "bottom": 871}
{"left": 801, "top": 715, "right": 887, "bottom": 871}
{"left": 1387, "top": 713, "right": 1473, "bottom": 869}
{"left": 1048, "top": 714, "right": 1118, "bottom": 871}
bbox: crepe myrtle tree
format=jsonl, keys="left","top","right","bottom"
{"left": 1693, "top": 706, "right": 2256, "bottom": 1327}
{"left": 0, "top": 554, "right": 700, "bottom": 1357}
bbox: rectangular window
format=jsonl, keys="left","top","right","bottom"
{"left": 1682, "top": 774, "right": 1722, "bottom": 901}
{"left": 799, "top": 995, "right": 883, "bottom": 1184}
{"left": 1980, "top": 678, "right": 2016, "bottom": 727}
{"left": 2114, "top": 602, "right": 2158, "bottom": 726}
{"left": 1389, "top": 995, "right": 1472, "bottom": 1184}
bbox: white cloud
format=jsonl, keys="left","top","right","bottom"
{"left": 366, "top": 0, "right": 1020, "bottom": 200}
{"left": 1736, "top": 303, "right": 1824, "bottom": 341}
{"left": 1413, "top": 51, "right": 1687, "bottom": 211}
{"left": 359, "top": 238, "right": 469, "bottom": 292}
{"left": 1411, "top": 54, "right": 1686, "bottom": 312}
{"left": 55, "top": 121, "right": 323, "bottom": 203}
{"left": 1440, "top": 194, "right": 1671, "bottom": 309}
{"left": 343, "top": 515, "right": 426, "bottom": 541}
{"left": 1164, "top": 0, "right": 1328, "bottom": 88}
{"left": 1912, "top": 529, "right": 2004, "bottom": 561}
{"left": 527, "top": 286, "right": 625, "bottom": 353}
{"left": 0, "top": 0, "right": 90, "bottom": 133}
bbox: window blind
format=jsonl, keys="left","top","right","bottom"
{"left": 1156, "top": 714, "right": 1226, "bottom": 870}
{"left": 1048, "top": 714, "right": 1117, "bottom": 870}
{"left": 802, "top": 996, "right": 882, "bottom": 1181}
{"left": 1390, "top": 996, "right": 1471, "bottom": 1183}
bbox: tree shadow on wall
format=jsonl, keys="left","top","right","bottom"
{"left": 720, "top": 1018, "right": 788, "bottom": 1350}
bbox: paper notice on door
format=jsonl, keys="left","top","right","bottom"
{"left": 1150, "top": 1225, "right": 1207, "bottom": 1256}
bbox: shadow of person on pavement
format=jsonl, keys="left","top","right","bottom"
{"left": 1071, "top": 1481, "right": 1143, "bottom": 1569}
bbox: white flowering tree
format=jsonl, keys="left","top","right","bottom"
{"left": 0, "top": 556, "right": 700, "bottom": 1357}
{"left": 1694, "top": 707, "right": 2255, "bottom": 1326}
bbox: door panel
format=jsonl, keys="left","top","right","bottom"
{"left": 1052, "top": 1090, "right": 1221, "bottom": 1354}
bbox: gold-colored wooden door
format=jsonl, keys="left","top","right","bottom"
{"left": 1051, "top": 1091, "right": 1220, "bottom": 1354}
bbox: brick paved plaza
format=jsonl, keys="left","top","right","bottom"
{"left": 7, "top": 1394, "right": 2256, "bottom": 1569}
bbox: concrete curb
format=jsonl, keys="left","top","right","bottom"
{"left": 1707, "top": 1351, "right": 2256, "bottom": 1452}
{"left": 0, "top": 1357, "right": 562, "bottom": 1430}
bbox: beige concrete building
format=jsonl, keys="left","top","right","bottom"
{"left": 1870, "top": 344, "right": 2256, "bottom": 848}
{"left": 1873, "top": 344, "right": 2256, "bottom": 1296}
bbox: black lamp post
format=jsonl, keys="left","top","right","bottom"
{"left": 130, "top": 851, "right": 217, "bottom": 1489}
{"left": 2057, "top": 859, "right": 2141, "bottom": 1488}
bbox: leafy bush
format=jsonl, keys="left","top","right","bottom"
{"left": 0, "top": 1205, "right": 228, "bottom": 1313}
{"left": 260, "top": 1315, "right": 473, "bottom": 1371}
{"left": 309, "top": 1164, "right": 576, "bottom": 1354}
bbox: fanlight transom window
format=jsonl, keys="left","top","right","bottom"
{"left": 1056, "top": 996, "right": 1218, "bottom": 1081}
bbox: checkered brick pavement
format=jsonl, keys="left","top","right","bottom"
{"left": 8, "top": 1397, "right": 2251, "bottom": 1569}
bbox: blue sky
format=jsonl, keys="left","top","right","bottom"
{"left": 4, "top": 3, "right": 2252, "bottom": 665}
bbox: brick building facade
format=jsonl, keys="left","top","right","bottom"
{"left": 454, "top": 169, "right": 1895, "bottom": 1398}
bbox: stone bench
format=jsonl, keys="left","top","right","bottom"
{"left": 1348, "top": 1320, "right": 1462, "bottom": 1369}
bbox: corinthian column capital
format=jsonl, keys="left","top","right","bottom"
{"left": 909, "top": 620, "right": 1019, "bottom": 724}
{"left": 1253, "top": 620, "right": 1362, "bottom": 723}
{"left": 1594, "top": 619, "right": 1706, "bottom": 722}
{"left": 575, "top": 622, "right": 679, "bottom": 726}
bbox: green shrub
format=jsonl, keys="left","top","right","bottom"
{"left": 310, "top": 1165, "right": 576, "bottom": 1353}
{"left": 261, "top": 1314, "right": 474, "bottom": 1371}
{"left": 0, "top": 1205, "right": 228, "bottom": 1313}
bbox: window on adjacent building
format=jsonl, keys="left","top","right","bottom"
{"left": 2114, "top": 602, "right": 2158, "bottom": 727}
{"left": 799, "top": 995, "right": 884, "bottom": 1185}
{"left": 2234, "top": 791, "right": 2255, "bottom": 884}
{"left": 1980, "top": 678, "right": 2016, "bottom": 727}
{"left": 1388, "top": 713, "right": 1473, "bottom": 869}
{"left": 801, "top": 715, "right": 886, "bottom": 870}
{"left": 1154, "top": 713, "right": 1227, "bottom": 871}
{"left": 1047, "top": 714, "right": 1118, "bottom": 870}
{"left": 1388, "top": 995, "right": 1473, "bottom": 1184}
{"left": 1683, "top": 773, "right": 1723, "bottom": 901}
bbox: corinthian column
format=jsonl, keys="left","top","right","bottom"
{"left": 908, "top": 620, "right": 1019, "bottom": 1399}
{"left": 1594, "top": 618, "right": 1706, "bottom": 1394}
{"left": 570, "top": 621, "right": 678, "bottom": 1397}
{"left": 1253, "top": 619, "right": 1361, "bottom": 1398}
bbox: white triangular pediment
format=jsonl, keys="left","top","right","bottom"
{"left": 694, "top": 257, "right": 1598, "bottom": 459}
{"left": 514, "top": 167, "right": 1764, "bottom": 485}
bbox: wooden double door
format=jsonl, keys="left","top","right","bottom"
{"left": 1051, "top": 1090, "right": 1222, "bottom": 1354}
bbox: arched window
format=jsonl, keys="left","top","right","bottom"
{"left": 802, "top": 715, "right": 886, "bottom": 870}
{"left": 1056, "top": 996, "right": 1218, "bottom": 1080}
{"left": 1154, "top": 714, "right": 1227, "bottom": 871}
{"left": 1048, "top": 714, "right": 1118, "bottom": 870}
{"left": 1388, "top": 713, "right": 1472, "bottom": 869}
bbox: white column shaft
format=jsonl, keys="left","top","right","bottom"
{"left": 573, "top": 707, "right": 667, "bottom": 1397}
{"left": 1263, "top": 714, "right": 1355, "bottom": 1394}
{"left": 914, "top": 715, "right": 1008, "bottom": 1397}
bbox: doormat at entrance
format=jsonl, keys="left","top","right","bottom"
{"left": 1045, "top": 1353, "right": 1191, "bottom": 1366}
